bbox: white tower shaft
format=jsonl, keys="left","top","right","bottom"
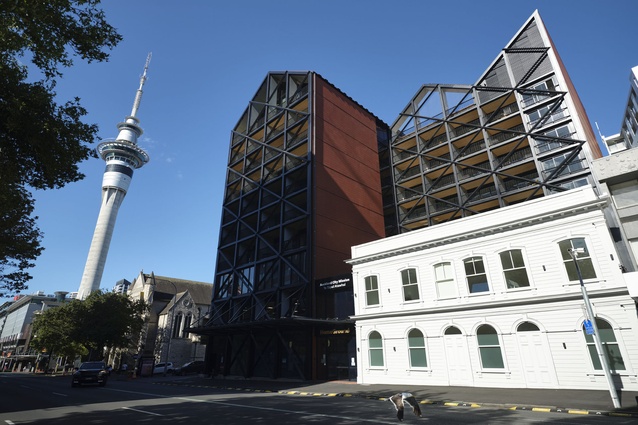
{"left": 77, "top": 54, "right": 151, "bottom": 300}
{"left": 77, "top": 188, "right": 126, "bottom": 300}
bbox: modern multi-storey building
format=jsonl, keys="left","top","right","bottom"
{"left": 389, "top": 11, "right": 602, "bottom": 233}
{"left": 603, "top": 65, "right": 638, "bottom": 154}
{"left": 197, "top": 11, "right": 626, "bottom": 383}
{"left": 0, "top": 290, "right": 69, "bottom": 372}
{"left": 196, "top": 72, "right": 390, "bottom": 380}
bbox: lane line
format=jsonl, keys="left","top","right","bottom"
{"left": 122, "top": 407, "right": 164, "bottom": 416}
{"left": 108, "top": 387, "right": 396, "bottom": 423}
{"left": 52, "top": 392, "right": 68, "bottom": 397}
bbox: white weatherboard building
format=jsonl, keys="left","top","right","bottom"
{"left": 348, "top": 186, "right": 638, "bottom": 391}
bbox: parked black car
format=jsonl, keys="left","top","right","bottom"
{"left": 71, "top": 361, "right": 108, "bottom": 387}
{"left": 175, "top": 360, "right": 205, "bottom": 375}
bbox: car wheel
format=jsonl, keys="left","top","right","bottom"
{"left": 99, "top": 382, "right": 106, "bottom": 387}
{"left": 71, "top": 383, "right": 79, "bottom": 388}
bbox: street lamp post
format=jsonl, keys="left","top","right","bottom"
{"left": 163, "top": 280, "right": 177, "bottom": 376}
{"left": 568, "top": 248, "right": 621, "bottom": 409}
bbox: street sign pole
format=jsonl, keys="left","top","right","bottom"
{"left": 569, "top": 248, "right": 621, "bottom": 409}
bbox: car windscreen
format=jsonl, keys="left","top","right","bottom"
{"left": 80, "top": 363, "right": 104, "bottom": 370}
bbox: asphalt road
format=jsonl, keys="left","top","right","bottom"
{"left": 0, "top": 373, "right": 635, "bottom": 424}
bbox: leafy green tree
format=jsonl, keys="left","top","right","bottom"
{"left": 31, "top": 301, "right": 87, "bottom": 367}
{"left": 31, "top": 291, "right": 147, "bottom": 362}
{"left": 76, "top": 291, "right": 147, "bottom": 360}
{"left": 0, "top": 0, "right": 121, "bottom": 295}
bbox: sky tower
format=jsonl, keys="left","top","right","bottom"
{"left": 77, "top": 54, "right": 151, "bottom": 300}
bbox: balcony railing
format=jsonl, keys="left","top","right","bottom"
{"left": 534, "top": 132, "right": 576, "bottom": 154}
{"left": 396, "top": 166, "right": 422, "bottom": 182}
{"left": 392, "top": 149, "right": 415, "bottom": 163}
{"left": 486, "top": 103, "right": 520, "bottom": 123}
{"left": 496, "top": 148, "right": 533, "bottom": 168}
{"left": 423, "top": 156, "right": 450, "bottom": 171}
{"left": 397, "top": 187, "right": 422, "bottom": 202}
{"left": 465, "top": 185, "right": 498, "bottom": 202}
{"left": 503, "top": 174, "right": 539, "bottom": 191}
{"left": 541, "top": 158, "right": 587, "bottom": 179}
{"left": 421, "top": 132, "right": 448, "bottom": 149}
{"left": 449, "top": 118, "right": 481, "bottom": 138}
{"left": 427, "top": 173, "right": 456, "bottom": 190}
{"left": 529, "top": 107, "right": 568, "bottom": 129}
{"left": 457, "top": 140, "right": 486, "bottom": 157}
{"left": 458, "top": 161, "right": 491, "bottom": 180}
{"left": 488, "top": 124, "right": 525, "bottom": 145}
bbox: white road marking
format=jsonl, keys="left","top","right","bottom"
{"left": 5, "top": 420, "right": 16, "bottom": 425}
{"left": 122, "top": 407, "right": 164, "bottom": 416}
{"left": 52, "top": 392, "right": 68, "bottom": 397}
{"left": 107, "top": 387, "right": 397, "bottom": 423}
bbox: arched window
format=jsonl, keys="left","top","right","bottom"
{"left": 583, "top": 318, "right": 626, "bottom": 371}
{"left": 368, "top": 331, "right": 384, "bottom": 367}
{"left": 559, "top": 238, "right": 596, "bottom": 281}
{"left": 499, "top": 249, "right": 530, "bottom": 289}
{"left": 172, "top": 313, "right": 183, "bottom": 338}
{"left": 476, "top": 325, "right": 504, "bottom": 369}
{"left": 444, "top": 326, "right": 462, "bottom": 335}
{"left": 517, "top": 322, "right": 540, "bottom": 332}
{"left": 401, "top": 268, "right": 420, "bottom": 301}
{"left": 434, "top": 262, "right": 456, "bottom": 299}
{"left": 407, "top": 329, "right": 427, "bottom": 368}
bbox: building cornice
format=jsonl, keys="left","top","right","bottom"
{"left": 347, "top": 193, "right": 607, "bottom": 266}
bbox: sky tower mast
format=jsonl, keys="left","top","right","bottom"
{"left": 77, "top": 54, "right": 152, "bottom": 300}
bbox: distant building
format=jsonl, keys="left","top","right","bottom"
{"left": 591, "top": 140, "right": 638, "bottom": 271}
{"left": 113, "top": 279, "right": 131, "bottom": 295}
{"left": 0, "top": 291, "right": 69, "bottom": 372}
{"left": 348, "top": 186, "right": 638, "bottom": 391}
{"left": 601, "top": 65, "right": 638, "bottom": 153}
{"left": 125, "top": 272, "right": 213, "bottom": 373}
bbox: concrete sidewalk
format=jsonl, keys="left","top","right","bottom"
{"left": 160, "top": 375, "right": 638, "bottom": 418}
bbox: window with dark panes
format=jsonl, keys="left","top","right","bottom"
{"left": 500, "top": 249, "right": 530, "bottom": 289}
{"left": 464, "top": 257, "right": 490, "bottom": 293}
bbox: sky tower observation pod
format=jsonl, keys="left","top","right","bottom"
{"left": 97, "top": 138, "right": 150, "bottom": 169}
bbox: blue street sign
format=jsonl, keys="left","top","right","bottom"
{"left": 584, "top": 319, "right": 594, "bottom": 335}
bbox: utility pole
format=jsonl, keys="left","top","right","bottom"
{"left": 569, "top": 248, "right": 621, "bottom": 409}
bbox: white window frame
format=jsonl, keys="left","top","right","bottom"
{"left": 400, "top": 268, "right": 420, "bottom": 302}
{"left": 368, "top": 331, "right": 385, "bottom": 368}
{"left": 582, "top": 318, "right": 627, "bottom": 372}
{"left": 434, "top": 261, "right": 457, "bottom": 299}
{"left": 364, "top": 275, "right": 380, "bottom": 307}
{"left": 407, "top": 328, "right": 428, "bottom": 369}
{"left": 499, "top": 248, "right": 531, "bottom": 290}
{"left": 476, "top": 324, "right": 506, "bottom": 370}
{"left": 464, "top": 256, "right": 490, "bottom": 294}
{"left": 558, "top": 237, "right": 597, "bottom": 282}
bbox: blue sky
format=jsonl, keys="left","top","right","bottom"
{"left": 15, "top": 0, "right": 638, "bottom": 300}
